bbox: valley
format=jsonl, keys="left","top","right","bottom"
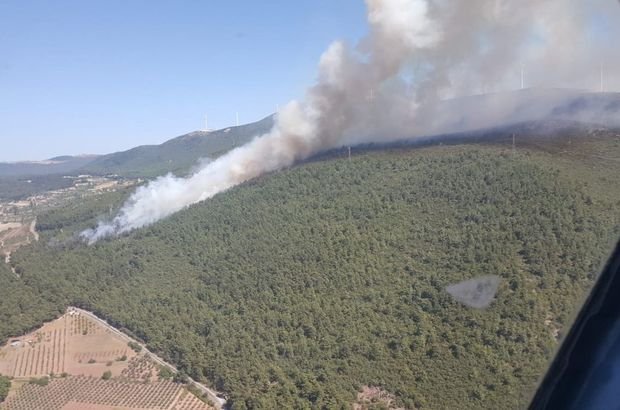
{"left": 0, "top": 175, "right": 139, "bottom": 266}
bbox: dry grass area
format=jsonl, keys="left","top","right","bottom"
{"left": 354, "top": 386, "right": 405, "bottom": 410}
{"left": 0, "top": 311, "right": 214, "bottom": 410}
{"left": 0, "top": 312, "right": 136, "bottom": 379}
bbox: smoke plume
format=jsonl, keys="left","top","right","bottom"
{"left": 81, "top": 0, "right": 620, "bottom": 244}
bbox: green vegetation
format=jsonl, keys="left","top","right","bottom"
{"left": 36, "top": 188, "right": 131, "bottom": 237}
{"left": 102, "top": 370, "right": 112, "bottom": 380}
{"left": 0, "top": 260, "right": 64, "bottom": 341}
{"left": 0, "top": 374, "right": 10, "bottom": 402}
{"left": 0, "top": 156, "right": 97, "bottom": 179}
{"left": 128, "top": 341, "right": 142, "bottom": 353}
{"left": 80, "top": 116, "right": 273, "bottom": 178}
{"left": 29, "top": 376, "right": 49, "bottom": 386}
{"left": 187, "top": 383, "right": 215, "bottom": 406}
{"left": 88, "top": 358, "right": 97, "bottom": 364}
{"left": 0, "top": 175, "right": 73, "bottom": 201}
{"left": 173, "top": 372, "right": 190, "bottom": 385}
{"left": 159, "top": 366, "right": 174, "bottom": 380}
{"left": 0, "top": 117, "right": 272, "bottom": 182}
{"left": 1, "top": 129, "right": 619, "bottom": 408}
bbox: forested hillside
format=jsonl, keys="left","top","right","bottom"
{"left": 0, "top": 175, "right": 74, "bottom": 201}
{"left": 2, "top": 132, "right": 620, "bottom": 408}
{"left": 79, "top": 116, "right": 273, "bottom": 178}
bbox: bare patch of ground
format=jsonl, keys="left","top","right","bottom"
{"left": 28, "top": 218, "right": 38, "bottom": 241}
{"left": 62, "top": 403, "right": 148, "bottom": 410}
{"left": 0, "top": 219, "right": 38, "bottom": 271}
{"left": 544, "top": 315, "right": 562, "bottom": 341}
{"left": 0, "top": 223, "right": 21, "bottom": 234}
{"left": 354, "top": 386, "right": 405, "bottom": 410}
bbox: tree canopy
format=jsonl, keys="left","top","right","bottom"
{"left": 2, "top": 140, "right": 619, "bottom": 409}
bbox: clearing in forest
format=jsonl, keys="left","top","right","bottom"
{"left": 0, "top": 220, "right": 38, "bottom": 265}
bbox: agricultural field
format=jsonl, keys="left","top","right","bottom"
{"left": 0, "top": 310, "right": 135, "bottom": 379}
{"left": 1, "top": 377, "right": 213, "bottom": 410}
{"left": 0, "top": 310, "right": 214, "bottom": 410}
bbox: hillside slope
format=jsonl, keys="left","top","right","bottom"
{"left": 80, "top": 116, "right": 274, "bottom": 178}
{"left": 3, "top": 128, "right": 620, "bottom": 409}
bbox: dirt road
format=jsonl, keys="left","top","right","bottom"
{"left": 29, "top": 218, "right": 39, "bottom": 241}
{"left": 72, "top": 307, "right": 226, "bottom": 409}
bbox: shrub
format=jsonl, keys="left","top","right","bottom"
{"left": 29, "top": 376, "right": 49, "bottom": 386}
{"left": 159, "top": 366, "right": 174, "bottom": 380}
{"left": 173, "top": 372, "right": 189, "bottom": 384}
{"left": 128, "top": 341, "right": 142, "bottom": 353}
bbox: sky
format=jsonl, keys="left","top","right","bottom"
{"left": 0, "top": 0, "right": 367, "bottom": 161}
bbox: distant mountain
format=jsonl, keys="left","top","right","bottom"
{"left": 2, "top": 89, "right": 617, "bottom": 180}
{"left": 0, "top": 155, "right": 99, "bottom": 177}
{"left": 0, "top": 115, "right": 274, "bottom": 180}
{"left": 79, "top": 115, "right": 274, "bottom": 178}
{"left": 409, "top": 89, "right": 620, "bottom": 138}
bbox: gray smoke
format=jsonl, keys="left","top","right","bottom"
{"left": 446, "top": 275, "right": 501, "bottom": 309}
{"left": 81, "top": 0, "right": 620, "bottom": 244}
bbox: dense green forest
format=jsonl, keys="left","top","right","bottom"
{"left": 2, "top": 133, "right": 620, "bottom": 408}
{"left": 36, "top": 188, "right": 132, "bottom": 238}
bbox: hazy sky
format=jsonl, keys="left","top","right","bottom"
{"left": 0, "top": 0, "right": 366, "bottom": 161}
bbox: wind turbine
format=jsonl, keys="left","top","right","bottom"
{"left": 367, "top": 88, "right": 375, "bottom": 101}
{"left": 236, "top": 112, "right": 239, "bottom": 126}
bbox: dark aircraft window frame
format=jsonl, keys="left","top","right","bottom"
{"left": 530, "top": 238, "right": 620, "bottom": 409}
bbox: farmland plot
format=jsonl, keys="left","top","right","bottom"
{"left": 0, "top": 312, "right": 136, "bottom": 378}
{"left": 0, "top": 377, "right": 213, "bottom": 409}
{"left": 0, "top": 310, "right": 215, "bottom": 409}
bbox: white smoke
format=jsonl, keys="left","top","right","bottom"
{"left": 81, "top": 0, "right": 620, "bottom": 244}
